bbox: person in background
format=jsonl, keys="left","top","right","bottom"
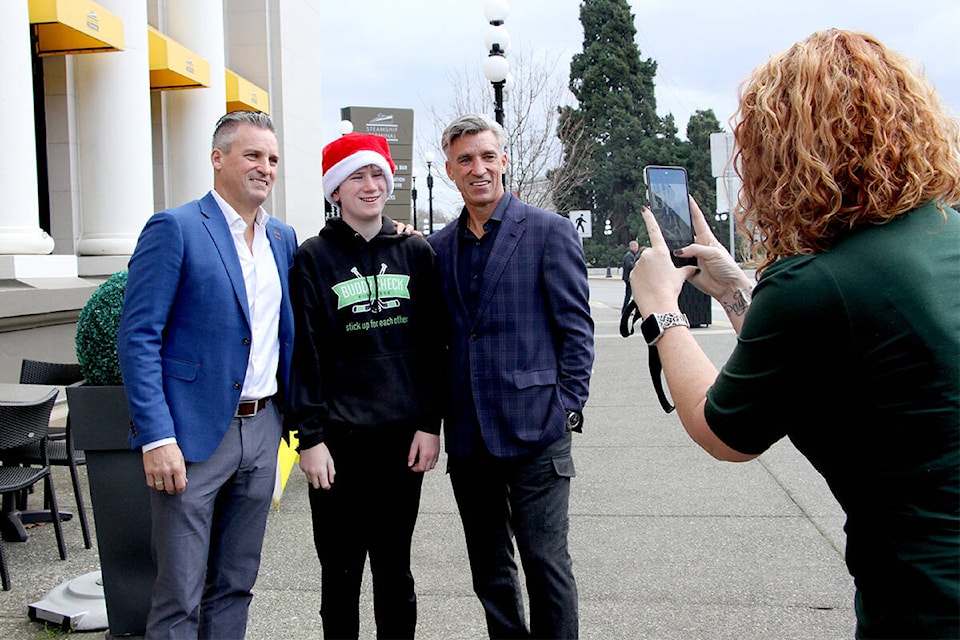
{"left": 428, "top": 113, "right": 595, "bottom": 639}
{"left": 630, "top": 29, "right": 959, "bottom": 639}
{"left": 287, "top": 132, "right": 446, "bottom": 639}
{"left": 118, "top": 111, "right": 297, "bottom": 639}
{"left": 621, "top": 239, "right": 640, "bottom": 312}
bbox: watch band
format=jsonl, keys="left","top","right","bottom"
{"left": 641, "top": 312, "right": 689, "bottom": 346}
{"left": 647, "top": 344, "right": 675, "bottom": 413}
{"left": 618, "top": 300, "right": 677, "bottom": 414}
{"left": 566, "top": 410, "right": 583, "bottom": 433}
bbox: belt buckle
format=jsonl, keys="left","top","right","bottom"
{"left": 235, "top": 398, "right": 264, "bottom": 418}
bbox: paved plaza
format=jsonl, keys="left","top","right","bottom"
{"left": 0, "top": 276, "right": 855, "bottom": 639}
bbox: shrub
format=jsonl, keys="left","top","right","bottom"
{"left": 75, "top": 271, "right": 127, "bottom": 386}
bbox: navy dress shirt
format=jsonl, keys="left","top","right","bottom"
{"left": 454, "top": 194, "right": 510, "bottom": 449}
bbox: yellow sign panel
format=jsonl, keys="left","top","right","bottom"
{"left": 29, "top": 0, "right": 124, "bottom": 56}
{"left": 147, "top": 26, "right": 210, "bottom": 91}
{"left": 225, "top": 69, "right": 270, "bottom": 114}
{"left": 273, "top": 432, "right": 299, "bottom": 507}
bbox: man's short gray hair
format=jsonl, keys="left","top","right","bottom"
{"left": 441, "top": 113, "right": 507, "bottom": 157}
{"left": 212, "top": 111, "right": 275, "bottom": 152}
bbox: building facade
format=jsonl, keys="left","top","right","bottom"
{"left": 0, "top": 0, "right": 324, "bottom": 378}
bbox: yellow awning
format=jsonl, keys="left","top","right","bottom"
{"left": 29, "top": 0, "right": 124, "bottom": 56}
{"left": 147, "top": 26, "right": 210, "bottom": 91}
{"left": 225, "top": 69, "right": 270, "bottom": 114}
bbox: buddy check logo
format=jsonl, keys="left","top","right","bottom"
{"left": 332, "top": 264, "right": 411, "bottom": 314}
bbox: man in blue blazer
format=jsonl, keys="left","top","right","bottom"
{"left": 427, "top": 113, "right": 594, "bottom": 639}
{"left": 118, "top": 111, "right": 297, "bottom": 639}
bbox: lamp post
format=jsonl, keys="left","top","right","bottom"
{"left": 715, "top": 212, "right": 729, "bottom": 254}
{"left": 425, "top": 151, "right": 435, "bottom": 235}
{"left": 725, "top": 173, "right": 736, "bottom": 259}
{"left": 604, "top": 219, "right": 613, "bottom": 278}
{"left": 411, "top": 171, "right": 418, "bottom": 232}
{"left": 324, "top": 120, "right": 357, "bottom": 219}
{"left": 483, "top": 1, "right": 510, "bottom": 190}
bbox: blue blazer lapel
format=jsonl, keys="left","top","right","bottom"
{"left": 266, "top": 217, "right": 295, "bottom": 391}
{"left": 265, "top": 218, "right": 290, "bottom": 291}
{"left": 475, "top": 202, "right": 525, "bottom": 320}
{"left": 199, "top": 192, "right": 251, "bottom": 325}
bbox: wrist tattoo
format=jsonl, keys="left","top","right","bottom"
{"left": 722, "top": 287, "right": 752, "bottom": 317}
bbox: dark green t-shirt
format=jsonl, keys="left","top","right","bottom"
{"left": 705, "top": 204, "right": 959, "bottom": 620}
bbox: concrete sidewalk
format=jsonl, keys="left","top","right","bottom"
{"left": 0, "top": 285, "right": 855, "bottom": 639}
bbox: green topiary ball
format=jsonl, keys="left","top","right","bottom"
{"left": 75, "top": 270, "right": 128, "bottom": 386}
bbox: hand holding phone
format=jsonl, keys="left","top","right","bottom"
{"left": 643, "top": 165, "right": 696, "bottom": 266}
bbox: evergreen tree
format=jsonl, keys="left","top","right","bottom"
{"left": 558, "top": 0, "right": 669, "bottom": 250}
{"left": 683, "top": 109, "right": 724, "bottom": 243}
{"left": 557, "top": 0, "right": 724, "bottom": 265}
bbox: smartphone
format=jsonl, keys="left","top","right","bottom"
{"left": 643, "top": 165, "right": 696, "bottom": 267}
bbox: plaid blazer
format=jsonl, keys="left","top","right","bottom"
{"left": 428, "top": 195, "right": 594, "bottom": 457}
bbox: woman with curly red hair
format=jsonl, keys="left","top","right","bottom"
{"left": 630, "top": 29, "right": 959, "bottom": 638}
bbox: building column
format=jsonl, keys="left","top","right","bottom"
{"left": 75, "top": 0, "right": 153, "bottom": 266}
{"left": 162, "top": 0, "right": 227, "bottom": 207}
{"left": 265, "top": 0, "right": 325, "bottom": 234}
{"left": 0, "top": 1, "right": 54, "bottom": 256}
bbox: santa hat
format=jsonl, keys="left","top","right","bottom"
{"left": 322, "top": 133, "right": 396, "bottom": 204}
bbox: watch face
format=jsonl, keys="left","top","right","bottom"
{"left": 640, "top": 315, "right": 661, "bottom": 345}
{"left": 566, "top": 410, "right": 583, "bottom": 432}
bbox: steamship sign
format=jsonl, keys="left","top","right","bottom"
{"left": 340, "top": 106, "right": 415, "bottom": 222}
{"left": 365, "top": 113, "right": 400, "bottom": 142}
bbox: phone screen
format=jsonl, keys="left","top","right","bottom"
{"left": 644, "top": 165, "right": 696, "bottom": 266}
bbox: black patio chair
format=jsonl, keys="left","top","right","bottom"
{"left": 0, "top": 388, "right": 66, "bottom": 590}
{"left": 10, "top": 360, "right": 91, "bottom": 549}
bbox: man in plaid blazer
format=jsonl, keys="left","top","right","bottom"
{"left": 428, "top": 113, "right": 594, "bottom": 639}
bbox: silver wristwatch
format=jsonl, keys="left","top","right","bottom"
{"left": 640, "top": 312, "right": 689, "bottom": 346}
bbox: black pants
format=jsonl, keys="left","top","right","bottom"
{"left": 854, "top": 582, "right": 960, "bottom": 639}
{"left": 448, "top": 433, "right": 578, "bottom": 640}
{"left": 309, "top": 425, "right": 424, "bottom": 639}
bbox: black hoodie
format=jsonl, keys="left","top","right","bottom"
{"left": 287, "top": 216, "right": 447, "bottom": 450}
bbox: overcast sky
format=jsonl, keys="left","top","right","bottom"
{"left": 318, "top": 0, "right": 960, "bottom": 214}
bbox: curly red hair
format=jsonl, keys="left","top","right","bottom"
{"left": 732, "top": 29, "right": 960, "bottom": 272}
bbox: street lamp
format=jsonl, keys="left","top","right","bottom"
{"left": 483, "top": 1, "right": 510, "bottom": 189}
{"left": 411, "top": 170, "right": 418, "bottom": 232}
{"left": 604, "top": 219, "right": 613, "bottom": 278}
{"left": 425, "top": 151, "right": 435, "bottom": 235}
{"left": 714, "top": 212, "right": 729, "bottom": 252}
{"left": 482, "top": 9, "right": 509, "bottom": 126}
{"left": 724, "top": 173, "right": 737, "bottom": 259}
{"left": 324, "top": 120, "right": 357, "bottom": 219}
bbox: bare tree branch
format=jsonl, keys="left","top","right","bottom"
{"left": 426, "top": 47, "right": 593, "bottom": 213}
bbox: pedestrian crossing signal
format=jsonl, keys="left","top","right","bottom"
{"left": 568, "top": 210, "right": 592, "bottom": 238}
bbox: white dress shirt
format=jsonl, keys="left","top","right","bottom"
{"left": 142, "top": 191, "right": 282, "bottom": 452}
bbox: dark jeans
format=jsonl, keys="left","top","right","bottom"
{"left": 448, "top": 432, "right": 578, "bottom": 640}
{"left": 622, "top": 280, "right": 632, "bottom": 313}
{"left": 309, "top": 425, "right": 424, "bottom": 640}
{"left": 855, "top": 585, "right": 960, "bottom": 639}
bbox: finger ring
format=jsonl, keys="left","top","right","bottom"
{"left": 155, "top": 480, "right": 163, "bottom": 487}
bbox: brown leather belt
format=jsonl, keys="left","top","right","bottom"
{"left": 235, "top": 397, "right": 270, "bottom": 418}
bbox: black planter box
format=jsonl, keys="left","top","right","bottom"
{"left": 68, "top": 385, "right": 153, "bottom": 637}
